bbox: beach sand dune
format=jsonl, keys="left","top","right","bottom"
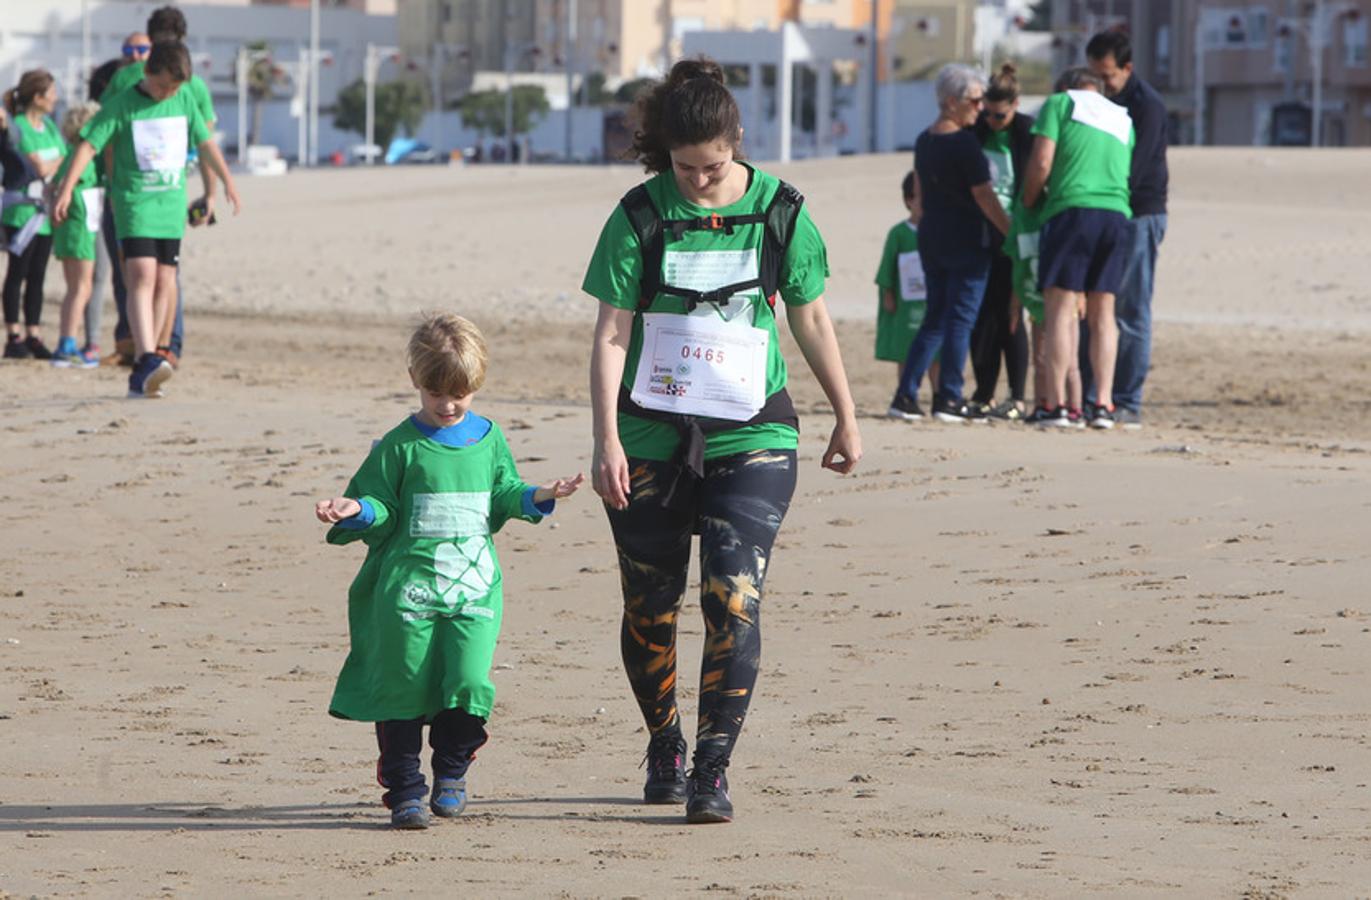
{"left": 2, "top": 151, "right": 1369, "bottom": 896}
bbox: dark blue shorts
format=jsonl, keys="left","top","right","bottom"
{"left": 1038, "top": 208, "right": 1129, "bottom": 295}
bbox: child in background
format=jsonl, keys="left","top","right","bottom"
{"left": 49, "top": 102, "right": 103, "bottom": 368}
{"left": 878, "top": 171, "right": 938, "bottom": 420}
{"left": 315, "top": 313, "right": 583, "bottom": 829}
{"left": 1005, "top": 196, "right": 1082, "bottom": 427}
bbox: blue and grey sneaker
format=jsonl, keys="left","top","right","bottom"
{"left": 1115, "top": 408, "right": 1143, "bottom": 430}
{"left": 127, "top": 352, "right": 173, "bottom": 398}
{"left": 685, "top": 758, "right": 732, "bottom": 824}
{"left": 430, "top": 777, "right": 467, "bottom": 818}
{"left": 390, "top": 797, "right": 430, "bottom": 829}
{"left": 51, "top": 337, "right": 98, "bottom": 369}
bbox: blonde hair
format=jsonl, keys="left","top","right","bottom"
{"left": 408, "top": 312, "right": 488, "bottom": 397}
{"left": 61, "top": 101, "right": 100, "bottom": 144}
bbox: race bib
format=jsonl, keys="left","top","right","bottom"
{"left": 1017, "top": 230, "right": 1040, "bottom": 260}
{"left": 132, "top": 117, "right": 188, "bottom": 191}
{"left": 630, "top": 312, "right": 769, "bottom": 421}
{"left": 81, "top": 187, "right": 104, "bottom": 233}
{"left": 409, "top": 491, "right": 490, "bottom": 538}
{"left": 26, "top": 180, "right": 44, "bottom": 200}
{"left": 36, "top": 147, "right": 61, "bottom": 163}
{"left": 1067, "top": 90, "right": 1133, "bottom": 145}
{"left": 662, "top": 249, "right": 760, "bottom": 315}
{"left": 897, "top": 251, "right": 926, "bottom": 302}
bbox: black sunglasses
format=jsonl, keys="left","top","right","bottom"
{"left": 987, "top": 111, "right": 1010, "bottom": 121}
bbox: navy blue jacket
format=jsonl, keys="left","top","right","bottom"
{"left": 1114, "top": 75, "right": 1168, "bottom": 217}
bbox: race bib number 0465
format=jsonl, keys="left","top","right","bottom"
{"left": 631, "top": 313, "right": 768, "bottom": 421}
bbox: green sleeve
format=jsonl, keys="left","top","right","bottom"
{"left": 778, "top": 204, "right": 829, "bottom": 306}
{"left": 488, "top": 427, "right": 540, "bottom": 535}
{"left": 874, "top": 226, "right": 899, "bottom": 289}
{"left": 581, "top": 204, "right": 642, "bottom": 310}
{"left": 192, "top": 76, "right": 217, "bottom": 126}
{"left": 80, "top": 101, "right": 121, "bottom": 154}
{"left": 1031, "top": 94, "right": 1067, "bottom": 142}
{"left": 187, "top": 99, "right": 211, "bottom": 148}
{"left": 326, "top": 441, "right": 404, "bottom": 547}
{"left": 103, "top": 64, "right": 140, "bottom": 100}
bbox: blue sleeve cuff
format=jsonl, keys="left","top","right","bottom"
{"left": 522, "top": 487, "right": 554, "bottom": 517}
{"left": 335, "top": 498, "right": 376, "bottom": 530}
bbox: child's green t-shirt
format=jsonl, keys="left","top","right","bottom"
{"left": 873, "top": 219, "right": 925, "bottom": 362}
{"left": 581, "top": 164, "right": 830, "bottom": 462}
{"left": 104, "top": 64, "right": 216, "bottom": 126}
{"left": 326, "top": 417, "right": 542, "bottom": 722}
{"left": 80, "top": 83, "right": 210, "bottom": 240}
{"left": 982, "top": 128, "right": 1015, "bottom": 213}
{"left": 1, "top": 115, "right": 66, "bottom": 235}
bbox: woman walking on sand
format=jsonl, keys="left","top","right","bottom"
{"left": 582, "top": 57, "right": 861, "bottom": 824}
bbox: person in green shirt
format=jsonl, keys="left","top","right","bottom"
{"left": 1022, "top": 66, "right": 1134, "bottom": 429}
{"left": 49, "top": 102, "right": 105, "bottom": 368}
{"left": 874, "top": 170, "right": 937, "bottom": 412}
{"left": 584, "top": 57, "right": 861, "bottom": 825}
{"left": 53, "top": 40, "right": 241, "bottom": 399}
{"left": 2, "top": 69, "right": 65, "bottom": 359}
{"left": 315, "top": 313, "right": 584, "bottom": 829}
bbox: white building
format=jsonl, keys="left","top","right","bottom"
{"left": 1, "top": 0, "right": 396, "bottom": 161}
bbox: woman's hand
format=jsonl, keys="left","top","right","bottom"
{"left": 592, "top": 440, "right": 631, "bottom": 510}
{"left": 821, "top": 418, "right": 862, "bottom": 474}
{"left": 315, "top": 497, "right": 361, "bottom": 523}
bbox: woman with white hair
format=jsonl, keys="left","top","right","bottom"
{"left": 888, "top": 63, "right": 1011, "bottom": 423}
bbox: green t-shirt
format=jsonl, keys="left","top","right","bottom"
{"left": 1, "top": 115, "right": 66, "bottom": 235}
{"left": 1002, "top": 195, "right": 1045, "bottom": 323}
{"left": 873, "top": 219, "right": 925, "bottom": 362}
{"left": 104, "top": 63, "right": 216, "bottom": 125}
{"left": 581, "top": 164, "right": 830, "bottom": 462}
{"left": 80, "top": 83, "right": 210, "bottom": 240}
{"left": 981, "top": 128, "right": 1015, "bottom": 213}
{"left": 326, "top": 417, "right": 542, "bottom": 722}
{"left": 51, "top": 150, "right": 101, "bottom": 259}
{"left": 1030, "top": 90, "right": 1134, "bottom": 223}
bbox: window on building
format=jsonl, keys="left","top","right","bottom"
{"left": 1274, "top": 30, "right": 1292, "bottom": 73}
{"left": 1245, "top": 8, "right": 1269, "bottom": 47}
{"left": 1345, "top": 15, "right": 1368, "bottom": 68}
{"left": 1155, "top": 24, "right": 1170, "bottom": 76}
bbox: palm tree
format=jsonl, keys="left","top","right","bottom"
{"left": 239, "top": 40, "right": 289, "bottom": 145}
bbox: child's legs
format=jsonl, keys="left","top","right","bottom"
{"left": 59, "top": 258, "right": 95, "bottom": 342}
{"left": 429, "top": 708, "right": 488, "bottom": 781}
{"left": 122, "top": 253, "right": 159, "bottom": 357}
{"left": 1086, "top": 292, "right": 1117, "bottom": 409}
{"left": 1042, "top": 288, "right": 1079, "bottom": 410}
{"left": 154, "top": 264, "right": 178, "bottom": 349}
{"left": 375, "top": 718, "right": 427, "bottom": 807}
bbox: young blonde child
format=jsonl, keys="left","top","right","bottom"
{"left": 48, "top": 101, "right": 102, "bottom": 368}
{"left": 315, "top": 312, "right": 583, "bottom": 829}
{"left": 879, "top": 171, "right": 939, "bottom": 420}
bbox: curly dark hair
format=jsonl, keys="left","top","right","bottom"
{"left": 629, "top": 56, "right": 742, "bottom": 174}
{"left": 147, "top": 5, "right": 188, "bottom": 42}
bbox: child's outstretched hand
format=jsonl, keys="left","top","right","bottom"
{"left": 533, "top": 473, "right": 585, "bottom": 505}
{"left": 316, "top": 497, "right": 362, "bottom": 523}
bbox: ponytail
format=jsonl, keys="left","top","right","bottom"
{"left": 630, "top": 56, "right": 742, "bottom": 174}
{"left": 6, "top": 69, "right": 55, "bottom": 116}
{"left": 986, "top": 62, "right": 1020, "bottom": 104}
{"left": 2, "top": 89, "right": 16, "bottom": 117}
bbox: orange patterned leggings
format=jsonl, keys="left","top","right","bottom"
{"left": 606, "top": 449, "right": 796, "bottom": 766}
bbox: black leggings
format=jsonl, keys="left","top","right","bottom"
{"left": 3, "top": 227, "right": 52, "bottom": 327}
{"left": 606, "top": 448, "right": 796, "bottom": 767}
{"left": 970, "top": 252, "right": 1029, "bottom": 404}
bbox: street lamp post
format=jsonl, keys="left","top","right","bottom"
{"left": 1275, "top": 1, "right": 1358, "bottom": 147}
{"left": 563, "top": 0, "right": 577, "bottom": 162}
{"left": 308, "top": 0, "right": 320, "bottom": 166}
{"left": 364, "top": 43, "right": 400, "bottom": 164}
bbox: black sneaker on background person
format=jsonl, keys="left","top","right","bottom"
{"left": 1036, "top": 406, "right": 1075, "bottom": 428}
{"left": 1115, "top": 408, "right": 1143, "bottom": 430}
{"left": 886, "top": 392, "right": 924, "bottom": 421}
{"left": 685, "top": 757, "right": 732, "bottom": 824}
{"left": 3, "top": 334, "right": 31, "bottom": 359}
{"left": 1089, "top": 404, "right": 1116, "bottom": 430}
{"left": 23, "top": 336, "right": 52, "bottom": 360}
{"left": 932, "top": 395, "right": 988, "bottom": 424}
{"left": 642, "top": 727, "right": 688, "bottom": 805}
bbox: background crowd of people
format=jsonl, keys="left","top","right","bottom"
{"left": 881, "top": 28, "right": 1168, "bottom": 431}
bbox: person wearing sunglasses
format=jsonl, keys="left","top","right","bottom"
{"left": 121, "top": 34, "right": 152, "bottom": 62}
{"left": 887, "top": 63, "right": 1011, "bottom": 424}
{"left": 967, "top": 63, "right": 1036, "bottom": 422}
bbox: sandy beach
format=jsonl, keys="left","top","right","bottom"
{"left": 2, "top": 149, "right": 1370, "bottom": 897}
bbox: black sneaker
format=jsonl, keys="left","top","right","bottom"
{"left": 1115, "top": 408, "right": 1143, "bottom": 430}
{"left": 988, "top": 399, "right": 1025, "bottom": 421}
{"left": 3, "top": 336, "right": 31, "bottom": 359}
{"left": 642, "top": 728, "right": 688, "bottom": 804}
{"left": 932, "top": 395, "right": 988, "bottom": 424}
{"left": 886, "top": 392, "right": 924, "bottom": 421}
{"left": 1089, "top": 404, "right": 1116, "bottom": 430}
{"left": 24, "top": 336, "right": 52, "bottom": 360}
{"left": 685, "top": 758, "right": 732, "bottom": 824}
{"left": 1023, "top": 405, "right": 1051, "bottom": 425}
{"left": 1036, "top": 406, "right": 1074, "bottom": 428}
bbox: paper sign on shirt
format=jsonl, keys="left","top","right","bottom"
{"left": 81, "top": 187, "right": 104, "bottom": 233}
{"left": 132, "top": 117, "right": 188, "bottom": 191}
{"left": 630, "top": 313, "right": 769, "bottom": 421}
{"left": 1067, "top": 90, "right": 1133, "bottom": 145}
{"left": 897, "top": 251, "right": 926, "bottom": 302}
{"left": 662, "top": 249, "right": 760, "bottom": 320}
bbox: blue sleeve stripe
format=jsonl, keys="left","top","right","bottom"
{"left": 522, "top": 487, "right": 554, "bottom": 517}
{"left": 335, "top": 498, "right": 376, "bottom": 530}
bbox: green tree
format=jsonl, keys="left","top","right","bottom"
{"left": 581, "top": 71, "right": 616, "bottom": 106}
{"left": 237, "top": 40, "right": 289, "bottom": 145}
{"left": 457, "top": 85, "right": 549, "bottom": 137}
{"left": 613, "top": 77, "right": 656, "bottom": 105}
{"left": 1023, "top": 0, "right": 1051, "bottom": 30}
{"left": 333, "top": 77, "right": 427, "bottom": 149}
